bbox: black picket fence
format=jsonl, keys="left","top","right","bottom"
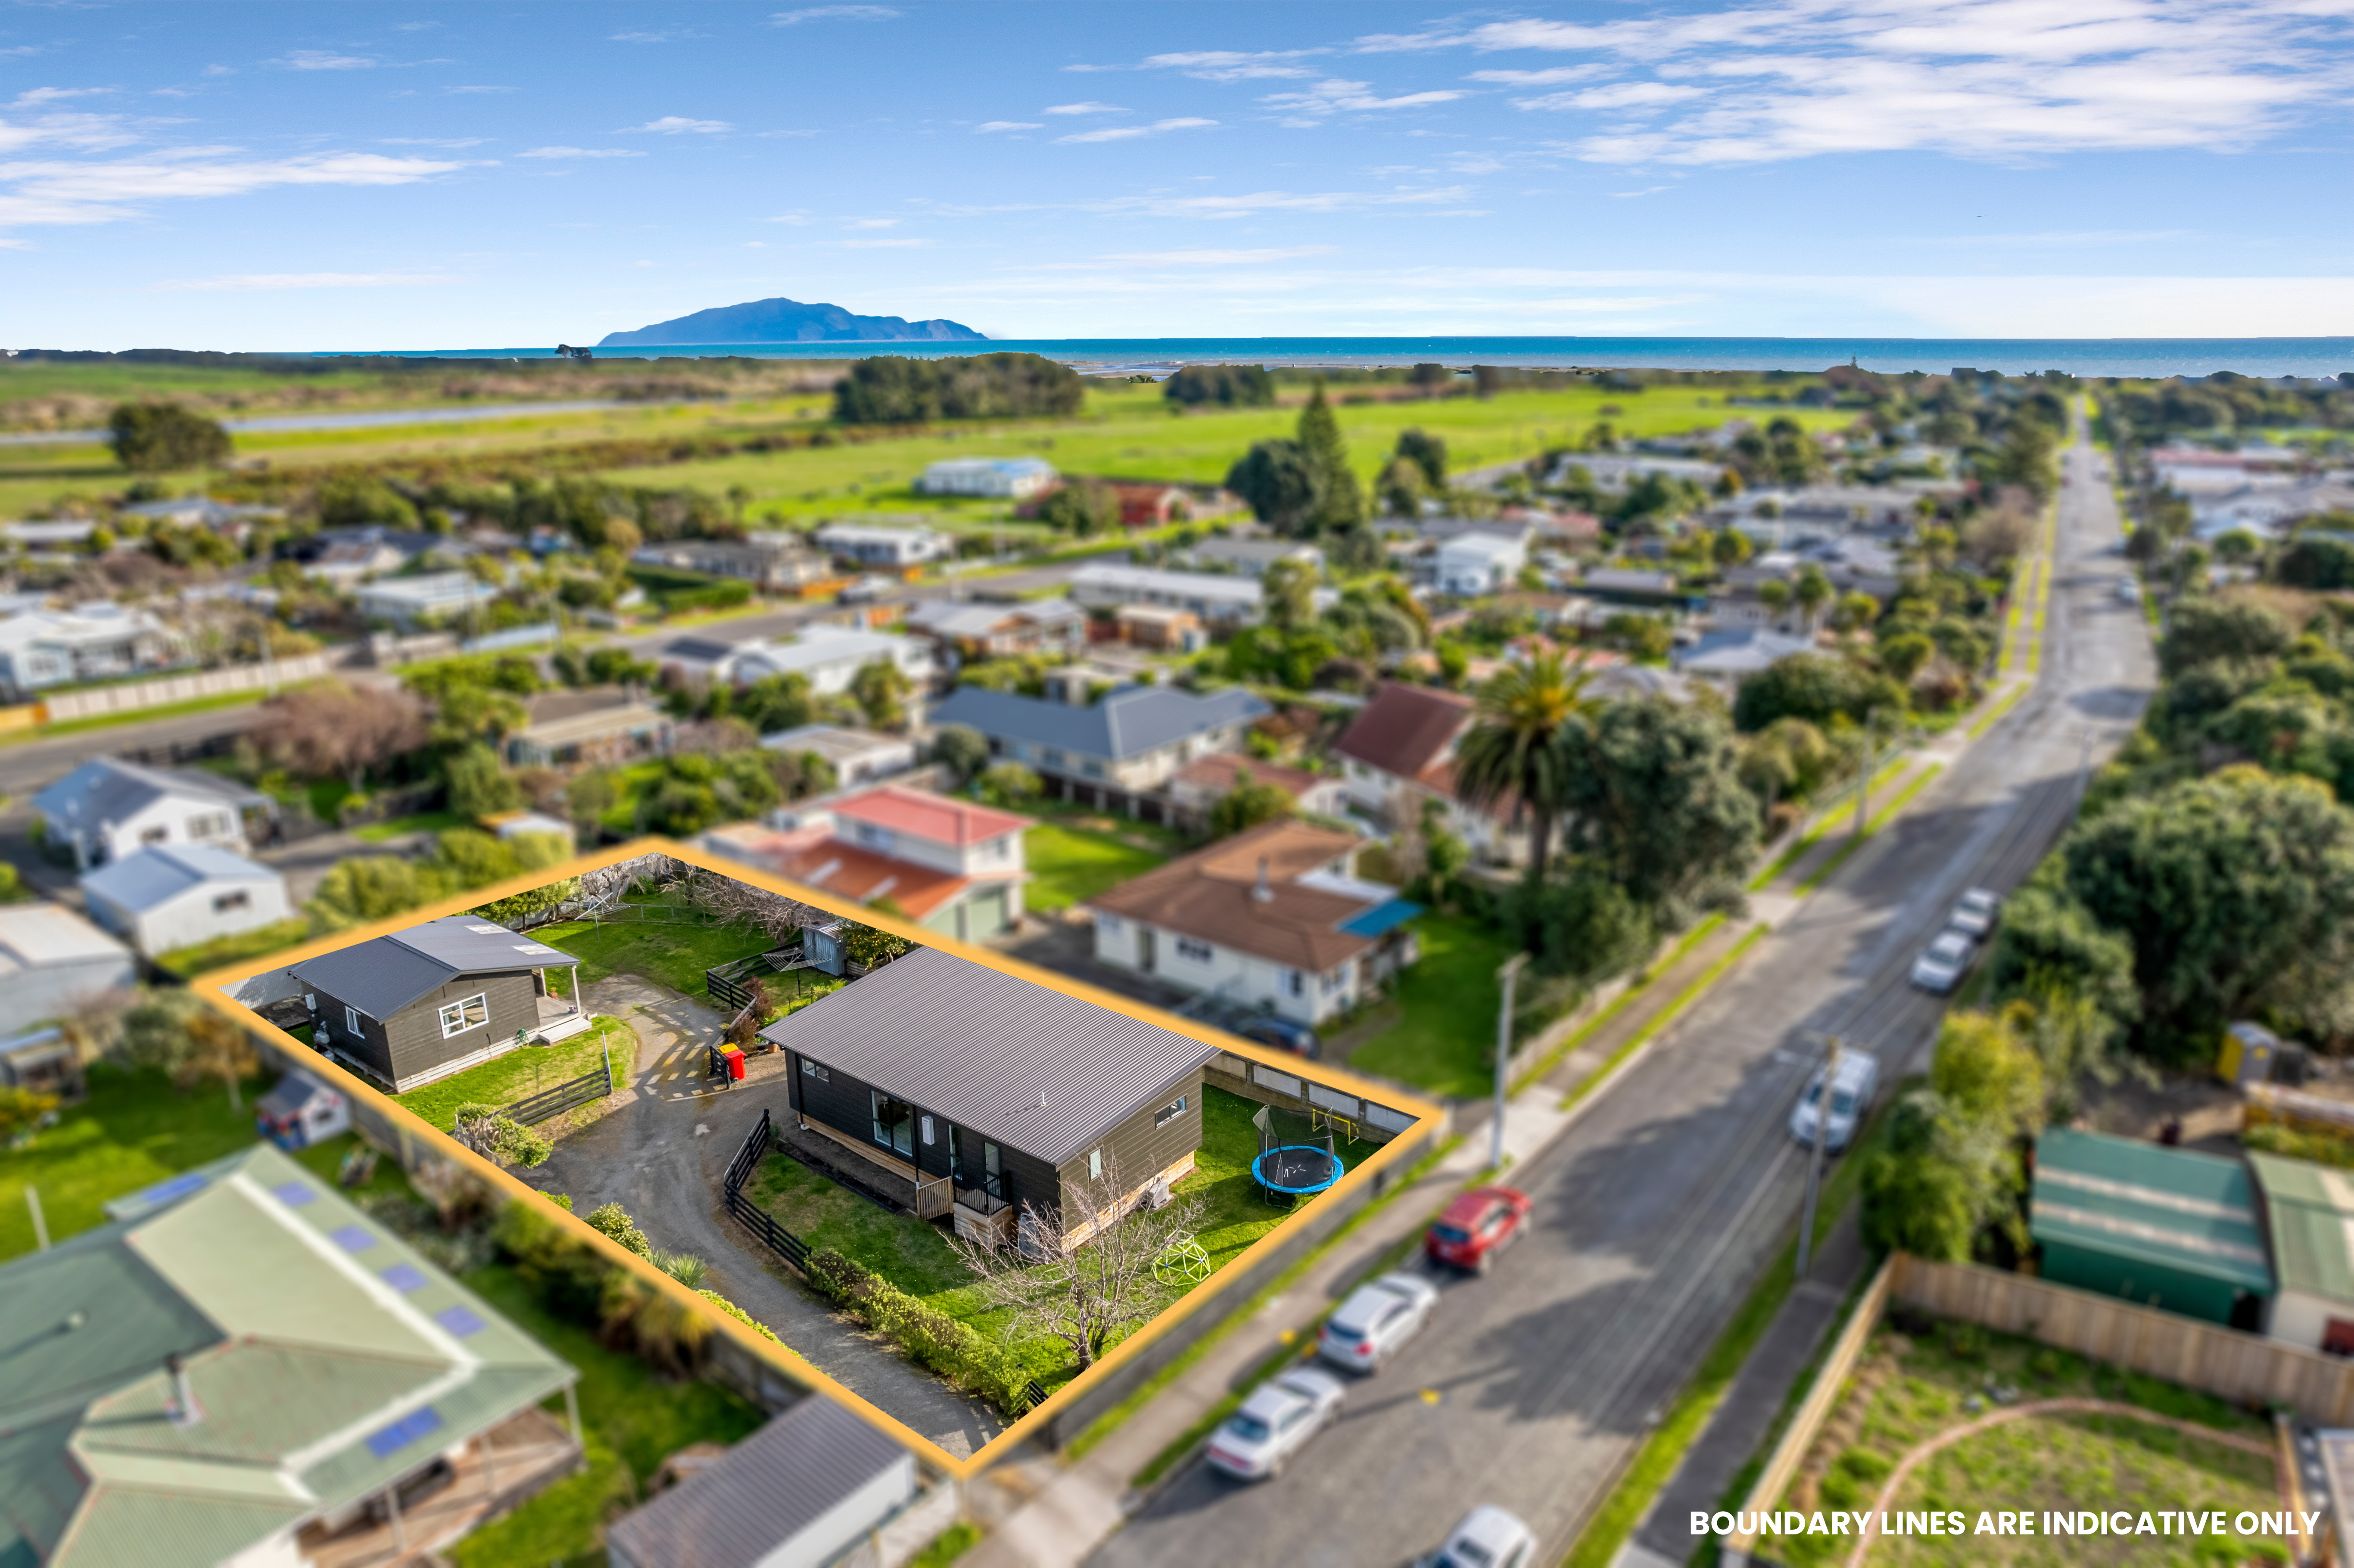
{"left": 498, "top": 1052, "right": 614, "bottom": 1126}
{"left": 722, "top": 1108, "right": 810, "bottom": 1272}
{"left": 1023, "top": 1379, "right": 1050, "bottom": 1412}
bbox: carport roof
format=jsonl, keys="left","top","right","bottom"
{"left": 2029, "top": 1128, "right": 2273, "bottom": 1295}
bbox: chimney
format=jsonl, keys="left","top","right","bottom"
{"left": 1253, "top": 856, "right": 1272, "bottom": 902}
{"left": 166, "top": 1353, "right": 200, "bottom": 1427}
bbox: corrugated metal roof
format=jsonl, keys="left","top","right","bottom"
{"left": 929, "top": 684, "right": 1268, "bottom": 764}
{"left": 2247, "top": 1151, "right": 2354, "bottom": 1305}
{"left": 2030, "top": 1128, "right": 2273, "bottom": 1294}
{"left": 81, "top": 845, "right": 281, "bottom": 915}
{"left": 605, "top": 1397, "right": 910, "bottom": 1568}
{"left": 290, "top": 914, "right": 579, "bottom": 1020}
{"left": 0, "top": 901, "right": 131, "bottom": 968}
{"left": 30, "top": 756, "right": 265, "bottom": 827}
{"left": 758, "top": 946, "right": 1216, "bottom": 1168}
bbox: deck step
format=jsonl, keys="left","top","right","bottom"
{"left": 534, "top": 1013, "right": 595, "bottom": 1043}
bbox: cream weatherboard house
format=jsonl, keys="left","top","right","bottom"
{"left": 928, "top": 683, "right": 1269, "bottom": 817}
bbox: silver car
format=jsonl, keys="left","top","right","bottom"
{"left": 1946, "top": 888, "right": 2001, "bottom": 940}
{"left": 1202, "top": 1366, "right": 1345, "bottom": 1480}
{"left": 1316, "top": 1271, "right": 1440, "bottom": 1372}
{"left": 1420, "top": 1505, "right": 1538, "bottom": 1568}
{"left": 1910, "top": 930, "right": 1974, "bottom": 993}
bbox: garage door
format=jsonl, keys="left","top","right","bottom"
{"left": 966, "top": 886, "right": 1009, "bottom": 939}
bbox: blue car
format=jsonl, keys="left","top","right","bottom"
{"left": 1237, "top": 1017, "right": 1320, "bottom": 1060}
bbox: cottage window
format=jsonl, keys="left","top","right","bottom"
{"left": 871, "top": 1091, "right": 915, "bottom": 1157}
{"left": 1097, "top": 914, "right": 1122, "bottom": 935}
{"left": 1088, "top": 1148, "right": 1102, "bottom": 1180}
{"left": 1283, "top": 969, "right": 1305, "bottom": 997}
{"left": 438, "top": 993, "right": 489, "bottom": 1038}
{"left": 800, "top": 1059, "right": 830, "bottom": 1083}
{"left": 345, "top": 1005, "right": 362, "bottom": 1037}
{"left": 1154, "top": 1095, "right": 1187, "bottom": 1128}
{"left": 212, "top": 890, "right": 251, "bottom": 914}
{"left": 140, "top": 825, "right": 169, "bottom": 846}
{"left": 1174, "top": 937, "right": 1214, "bottom": 964}
{"left": 187, "top": 812, "right": 233, "bottom": 840}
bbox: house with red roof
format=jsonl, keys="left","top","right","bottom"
{"left": 1332, "top": 682, "right": 1526, "bottom": 867}
{"left": 702, "top": 784, "right": 1033, "bottom": 943}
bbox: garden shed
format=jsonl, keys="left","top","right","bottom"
{"left": 2246, "top": 1150, "right": 2354, "bottom": 1354}
{"left": 2029, "top": 1127, "right": 2273, "bottom": 1328}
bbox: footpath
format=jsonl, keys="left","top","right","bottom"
{"left": 964, "top": 515, "right": 2060, "bottom": 1568}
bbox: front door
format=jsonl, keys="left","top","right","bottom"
{"left": 1139, "top": 928, "right": 1156, "bottom": 974}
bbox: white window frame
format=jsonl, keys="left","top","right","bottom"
{"left": 1174, "top": 936, "right": 1214, "bottom": 964}
{"left": 1087, "top": 1148, "right": 1102, "bottom": 1180}
{"left": 344, "top": 1005, "right": 363, "bottom": 1037}
{"left": 438, "top": 992, "right": 489, "bottom": 1038}
{"left": 1154, "top": 1095, "right": 1187, "bottom": 1128}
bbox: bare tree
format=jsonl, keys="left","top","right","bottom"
{"left": 950, "top": 1155, "right": 1203, "bottom": 1371}
{"left": 250, "top": 681, "right": 429, "bottom": 794}
{"left": 686, "top": 868, "right": 825, "bottom": 943}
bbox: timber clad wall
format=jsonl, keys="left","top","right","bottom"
{"left": 1059, "top": 1068, "right": 1204, "bottom": 1207}
{"left": 311, "top": 970, "right": 540, "bottom": 1087}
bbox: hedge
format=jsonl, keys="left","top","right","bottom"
{"left": 803, "top": 1249, "right": 1029, "bottom": 1415}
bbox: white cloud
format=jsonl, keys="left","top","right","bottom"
{"left": 1046, "top": 101, "right": 1124, "bottom": 115}
{"left": 839, "top": 236, "right": 933, "bottom": 248}
{"left": 393, "top": 22, "right": 440, "bottom": 31}
{"left": 770, "top": 5, "right": 899, "bottom": 22}
{"left": 0, "top": 113, "right": 140, "bottom": 156}
{"left": 519, "top": 146, "right": 645, "bottom": 159}
{"left": 1260, "top": 78, "right": 1467, "bottom": 117}
{"left": 443, "top": 85, "right": 516, "bottom": 95}
{"left": 13, "top": 87, "right": 111, "bottom": 108}
{"left": 1612, "top": 185, "right": 1671, "bottom": 197}
{"left": 624, "top": 116, "right": 730, "bottom": 134}
{"left": 158, "top": 271, "right": 459, "bottom": 291}
{"left": 1525, "top": 81, "right": 1708, "bottom": 113}
{"left": 0, "top": 150, "right": 473, "bottom": 229}
{"left": 1086, "top": 184, "right": 1471, "bottom": 218}
{"left": 1096, "top": 246, "right": 1336, "bottom": 264}
{"left": 1142, "top": 50, "right": 1324, "bottom": 81}
{"left": 277, "top": 50, "right": 376, "bottom": 71}
{"left": 380, "top": 136, "right": 491, "bottom": 147}
{"left": 1056, "top": 117, "right": 1216, "bottom": 144}
{"left": 975, "top": 121, "right": 1042, "bottom": 133}
{"left": 1465, "top": 65, "right": 1607, "bottom": 85}
{"left": 844, "top": 217, "right": 898, "bottom": 228}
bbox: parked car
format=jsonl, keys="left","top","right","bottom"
{"left": 1236, "top": 1017, "right": 1320, "bottom": 1060}
{"left": 1202, "top": 1366, "right": 1346, "bottom": 1480}
{"left": 1946, "top": 887, "right": 2001, "bottom": 940}
{"left": 1418, "top": 1505, "right": 1538, "bottom": 1568}
{"left": 1426, "top": 1186, "right": 1532, "bottom": 1273}
{"left": 1910, "top": 930, "right": 1975, "bottom": 993}
{"left": 838, "top": 574, "right": 894, "bottom": 604}
{"left": 1789, "top": 1050, "right": 1880, "bottom": 1154}
{"left": 1316, "top": 1272, "right": 1439, "bottom": 1372}
{"left": 2117, "top": 576, "right": 2141, "bottom": 603}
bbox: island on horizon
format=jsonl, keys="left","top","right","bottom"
{"left": 598, "top": 295, "right": 987, "bottom": 348}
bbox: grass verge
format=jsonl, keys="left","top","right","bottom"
{"left": 1792, "top": 765, "right": 1943, "bottom": 896}
{"left": 1747, "top": 755, "right": 1910, "bottom": 893}
{"left": 1511, "top": 915, "right": 1724, "bottom": 1095}
{"left": 1559, "top": 924, "right": 1768, "bottom": 1115}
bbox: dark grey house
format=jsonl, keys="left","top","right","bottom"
{"left": 287, "top": 915, "right": 585, "bottom": 1092}
{"left": 760, "top": 947, "right": 1214, "bottom": 1247}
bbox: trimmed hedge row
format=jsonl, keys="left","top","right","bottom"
{"left": 803, "top": 1249, "right": 1029, "bottom": 1416}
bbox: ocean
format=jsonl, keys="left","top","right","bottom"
{"left": 316, "top": 335, "right": 2354, "bottom": 380}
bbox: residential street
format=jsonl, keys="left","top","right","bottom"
{"left": 1087, "top": 427, "right": 2154, "bottom": 1567}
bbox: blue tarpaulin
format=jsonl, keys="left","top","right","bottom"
{"left": 1338, "top": 898, "right": 1424, "bottom": 938}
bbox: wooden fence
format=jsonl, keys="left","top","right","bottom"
{"left": 722, "top": 1108, "right": 809, "bottom": 1272}
{"left": 40, "top": 651, "right": 340, "bottom": 720}
{"left": 497, "top": 1054, "right": 614, "bottom": 1127}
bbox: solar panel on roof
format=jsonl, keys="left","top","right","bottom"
{"left": 131, "top": 1172, "right": 209, "bottom": 1208}
{"left": 366, "top": 1405, "right": 444, "bottom": 1459}
{"left": 270, "top": 1181, "right": 315, "bottom": 1206}
{"left": 434, "top": 1305, "right": 487, "bottom": 1338}
{"left": 381, "top": 1263, "right": 427, "bottom": 1293}
{"left": 330, "top": 1224, "right": 376, "bottom": 1253}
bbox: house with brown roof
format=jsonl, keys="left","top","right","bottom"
{"left": 1331, "top": 682, "right": 1526, "bottom": 866}
{"left": 1083, "top": 820, "right": 1421, "bottom": 1026}
{"left": 503, "top": 686, "right": 672, "bottom": 769}
{"left": 1164, "top": 753, "right": 1346, "bottom": 831}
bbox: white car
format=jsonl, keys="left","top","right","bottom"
{"left": 1910, "top": 930, "right": 1975, "bottom": 994}
{"left": 2117, "top": 576, "right": 2141, "bottom": 603}
{"left": 1790, "top": 1051, "right": 1881, "bottom": 1154}
{"left": 1316, "top": 1271, "right": 1439, "bottom": 1373}
{"left": 1419, "top": 1505, "right": 1538, "bottom": 1568}
{"left": 1202, "top": 1366, "right": 1345, "bottom": 1480}
{"left": 1946, "top": 888, "right": 2001, "bottom": 940}
{"left": 838, "top": 574, "right": 894, "bottom": 604}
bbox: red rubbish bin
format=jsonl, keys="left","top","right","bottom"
{"left": 723, "top": 1047, "right": 746, "bottom": 1082}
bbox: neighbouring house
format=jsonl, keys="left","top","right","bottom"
{"left": 1331, "top": 682, "right": 1523, "bottom": 865}
{"left": 1105, "top": 482, "right": 1191, "bottom": 527}
{"left": 1085, "top": 819, "right": 1421, "bottom": 1026}
{"left": 813, "top": 523, "right": 953, "bottom": 569}
{"left": 1432, "top": 531, "right": 1529, "bottom": 597}
{"left": 115, "top": 495, "right": 284, "bottom": 535}
{"left": 915, "top": 456, "right": 1057, "bottom": 499}
{"left": 1165, "top": 753, "right": 1347, "bottom": 828}
{"left": 760, "top": 722, "right": 919, "bottom": 787}
{"left": 0, "top": 603, "right": 183, "bottom": 700}
{"left": 659, "top": 624, "right": 938, "bottom": 697}
{"left": 2246, "top": 1150, "right": 2354, "bottom": 1354}
{"left": 1577, "top": 566, "right": 1685, "bottom": 604}
{"left": 0, "top": 1142, "right": 579, "bottom": 1568}
{"left": 0, "top": 903, "right": 136, "bottom": 1023}
{"left": 704, "top": 784, "right": 1031, "bottom": 942}
{"left": 1672, "top": 627, "right": 1818, "bottom": 684}
{"left": 480, "top": 809, "right": 577, "bottom": 845}
{"left": 0, "top": 1025, "right": 84, "bottom": 1102}
{"left": 2148, "top": 445, "right": 2309, "bottom": 495}
{"left": 761, "top": 945, "right": 1215, "bottom": 1246}
{"left": 1068, "top": 563, "right": 1270, "bottom": 632}
{"left": 283, "top": 524, "right": 451, "bottom": 585}
{"left": 928, "top": 683, "right": 1270, "bottom": 815}
{"left": 1548, "top": 452, "right": 1730, "bottom": 490}
{"left": 903, "top": 596, "right": 1087, "bottom": 661}
{"left": 32, "top": 756, "right": 276, "bottom": 868}
{"left": 1186, "top": 535, "right": 1324, "bottom": 578}
{"left": 633, "top": 532, "right": 834, "bottom": 593}
{"left": 2191, "top": 480, "right": 2354, "bottom": 542}
{"left": 504, "top": 685, "right": 673, "bottom": 768}
{"left": 286, "top": 914, "right": 590, "bottom": 1091}
{"left": 2029, "top": 1127, "right": 2273, "bottom": 1328}
{"left": 1114, "top": 604, "right": 1206, "bottom": 653}
{"left": 356, "top": 570, "right": 503, "bottom": 631}
{"left": 79, "top": 843, "right": 293, "bottom": 958}
{"left": 605, "top": 1395, "right": 946, "bottom": 1568}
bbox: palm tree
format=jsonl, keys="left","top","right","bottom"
{"left": 1452, "top": 649, "right": 1591, "bottom": 877}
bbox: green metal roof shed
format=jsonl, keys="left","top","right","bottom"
{"left": 2029, "top": 1128, "right": 2273, "bottom": 1326}
{"left": 0, "top": 1143, "right": 576, "bottom": 1568}
{"left": 2246, "top": 1150, "right": 2354, "bottom": 1354}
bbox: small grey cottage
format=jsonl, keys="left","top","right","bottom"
{"left": 760, "top": 946, "right": 1213, "bottom": 1247}
{"left": 288, "top": 915, "right": 586, "bottom": 1091}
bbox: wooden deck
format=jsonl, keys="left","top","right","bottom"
{"left": 796, "top": 1115, "right": 954, "bottom": 1219}
{"left": 297, "top": 1406, "right": 580, "bottom": 1568}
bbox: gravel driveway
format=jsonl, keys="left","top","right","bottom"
{"left": 526, "top": 973, "right": 1004, "bottom": 1459}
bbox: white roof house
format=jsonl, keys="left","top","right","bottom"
{"left": 1434, "top": 531, "right": 1529, "bottom": 597}
{"left": 0, "top": 902, "right": 136, "bottom": 1023}
{"left": 1068, "top": 563, "right": 1271, "bottom": 628}
{"left": 31, "top": 756, "right": 272, "bottom": 870}
{"left": 915, "top": 456, "right": 1057, "bottom": 499}
{"left": 0, "top": 604, "right": 179, "bottom": 700}
{"left": 1672, "top": 627, "right": 1817, "bottom": 683}
{"left": 660, "top": 624, "right": 937, "bottom": 697}
{"left": 79, "top": 843, "right": 293, "bottom": 958}
{"left": 760, "top": 722, "right": 919, "bottom": 786}
{"left": 355, "top": 571, "right": 501, "bottom": 630}
{"left": 2192, "top": 481, "right": 2354, "bottom": 542}
{"left": 812, "top": 523, "right": 953, "bottom": 567}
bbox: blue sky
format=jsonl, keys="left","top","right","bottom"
{"left": 3, "top": 0, "right": 2351, "bottom": 350}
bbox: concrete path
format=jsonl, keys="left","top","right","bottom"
{"left": 526, "top": 973, "right": 1004, "bottom": 1459}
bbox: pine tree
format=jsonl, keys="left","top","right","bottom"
{"left": 1295, "top": 383, "right": 1364, "bottom": 532}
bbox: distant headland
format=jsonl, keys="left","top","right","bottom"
{"left": 597, "top": 296, "right": 986, "bottom": 348}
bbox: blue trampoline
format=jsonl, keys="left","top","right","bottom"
{"left": 1252, "top": 1143, "right": 1342, "bottom": 1203}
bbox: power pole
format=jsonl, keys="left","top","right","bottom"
{"left": 1797, "top": 1035, "right": 1842, "bottom": 1280}
{"left": 1491, "top": 952, "right": 1529, "bottom": 1173}
{"left": 1855, "top": 714, "right": 1877, "bottom": 837}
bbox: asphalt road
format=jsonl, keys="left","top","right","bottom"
{"left": 1088, "top": 428, "right": 2155, "bottom": 1568}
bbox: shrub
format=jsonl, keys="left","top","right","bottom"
{"left": 453, "top": 1104, "right": 554, "bottom": 1167}
{"left": 804, "top": 1249, "right": 1030, "bottom": 1415}
{"left": 584, "top": 1201, "right": 652, "bottom": 1258}
{"left": 977, "top": 761, "right": 1041, "bottom": 807}
{"left": 699, "top": 1288, "right": 779, "bottom": 1342}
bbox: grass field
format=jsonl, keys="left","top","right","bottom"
{"left": 1024, "top": 823, "right": 1169, "bottom": 913}
{"left": 533, "top": 915, "right": 777, "bottom": 1002}
{"left": 1348, "top": 912, "right": 1520, "bottom": 1099}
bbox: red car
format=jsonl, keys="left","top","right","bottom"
{"left": 1425, "top": 1186, "right": 1532, "bottom": 1273}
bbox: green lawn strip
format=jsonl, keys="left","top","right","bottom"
{"left": 1023, "top": 822, "right": 1169, "bottom": 914}
{"left": 392, "top": 1017, "right": 633, "bottom": 1135}
{"left": 533, "top": 916, "right": 776, "bottom": 1001}
{"left": 1, "top": 1061, "right": 272, "bottom": 1260}
{"left": 449, "top": 1263, "right": 768, "bottom": 1568}
{"left": 1748, "top": 756, "right": 1912, "bottom": 893}
{"left": 1791, "top": 765, "right": 1944, "bottom": 897}
{"left": 154, "top": 918, "right": 314, "bottom": 980}
{"left": 354, "top": 809, "right": 468, "bottom": 843}
{"left": 1511, "top": 915, "right": 1725, "bottom": 1095}
{"left": 1559, "top": 924, "right": 1768, "bottom": 1115}
{"left": 1348, "top": 913, "right": 1522, "bottom": 1099}
{"left": 1061, "top": 1131, "right": 1462, "bottom": 1465}
{"left": 908, "top": 1521, "right": 984, "bottom": 1568}
{"left": 1965, "top": 681, "right": 2033, "bottom": 741}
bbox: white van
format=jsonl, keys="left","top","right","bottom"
{"left": 1789, "top": 1050, "right": 1880, "bottom": 1154}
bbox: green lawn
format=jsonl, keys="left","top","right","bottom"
{"left": 1, "top": 1061, "right": 272, "bottom": 1261}
{"left": 1024, "top": 823, "right": 1169, "bottom": 913}
{"left": 1348, "top": 913, "right": 1520, "bottom": 1099}
{"left": 1177, "top": 1085, "right": 1376, "bottom": 1277}
{"left": 449, "top": 1262, "right": 768, "bottom": 1568}
{"left": 533, "top": 916, "right": 778, "bottom": 1002}
{"left": 154, "top": 918, "right": 313, "bottom": 980}
{"left": 393, "top": 1016, "right": 634, "bottom": 1135}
